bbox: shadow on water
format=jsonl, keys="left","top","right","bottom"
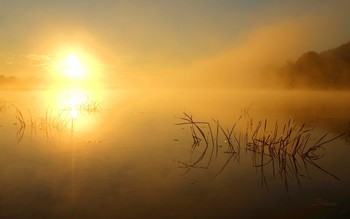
{"left": 175, "top": 111, "right": 345, "bottom": 192}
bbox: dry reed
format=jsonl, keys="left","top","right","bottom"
{"left": 176, "top": 112, "right": 345, "bottom": 190}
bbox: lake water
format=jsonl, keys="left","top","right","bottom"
{"left": 0, "top": 89, "right": 349, "bottom": 218}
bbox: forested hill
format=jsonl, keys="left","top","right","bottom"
{"left": 280, "top": 41, "right": 350, "bottom": 88}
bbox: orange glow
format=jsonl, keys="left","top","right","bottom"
{"left": 50, "top": 46, "right": 103, "bottom": 88}
{"left": 61, "top": 54, "right": 87, "bottom": 79}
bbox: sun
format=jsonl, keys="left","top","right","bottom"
{"left": 50, "top": 46, "right": 103, "bottom": 88}
{"left": 61, "top": 54, "right": 88, "bottom": 79}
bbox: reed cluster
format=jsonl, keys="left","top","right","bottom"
{"left": 0, "top": 101, "right": 102, "bottom": 143}
{"left": 11, "top": 104, "right": 26, "bottom": 142}
{"left": 78, "top": 100, "right": 102, "bottom": 113}
{"left": 176, "top": 112, "right": 344, "bottom": 190}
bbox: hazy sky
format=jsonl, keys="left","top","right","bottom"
{"left": 1, "top": 0, "right": 350, "bottom": 87}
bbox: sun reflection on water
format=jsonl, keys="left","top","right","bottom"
{"left": 70, "top": 107, "right": 78, "bottom": 119}
{"left": 43, "top": 88, "right": 103, "bottom": 133}
{"left": 64, "top": 89, "right": 88, "bottom": 119}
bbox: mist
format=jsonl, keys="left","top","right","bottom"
{"left": 2, "top": 1, "right": 350, "bottom": 218}
{"left": 170, "top": 9, "right": 350, "bottom": 89}
{"left": 1, "top": 0, "right": 350, "bottom": 90}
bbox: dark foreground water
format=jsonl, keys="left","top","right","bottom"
{"left": 0, "top": 89, "right": 349, "bottom": 218}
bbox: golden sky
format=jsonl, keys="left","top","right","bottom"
{"left": 1, "top": 0, "right": 350, "bottom": 88}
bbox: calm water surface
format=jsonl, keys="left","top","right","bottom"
{"left": 0, "top": 89, "right": 349, "bottom": 218}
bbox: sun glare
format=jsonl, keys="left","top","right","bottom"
{"left": 50, "top": 47, "right": 103, "bottom": 88}
{"left": 61, "top": 54, "right": 87, "bottom": 79}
